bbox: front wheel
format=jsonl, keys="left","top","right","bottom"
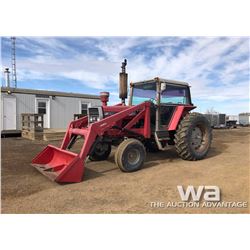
{"left": 174, "top": 112, "right": 212, "bottom": 160}
{"left": 115, "top": 139, "right": 146, "bottom": 172}
{"left": 89, "top": 142, "right": 111, "bottom": 161}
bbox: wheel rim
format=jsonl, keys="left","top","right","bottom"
{"left": 127, "top": 148, "right": 140, "bottom": 165}
{"left": 191, "top": 126, "right": 205, "bottom": 151}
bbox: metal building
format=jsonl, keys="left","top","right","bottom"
{"left": 204, "top": 113, "right": 226, "bottom": 128}
{"left": 1, "top": 87, "right": 101, "bottom": 132}
{"left": 239, "top": 113, "right": 250, "bottom": 126}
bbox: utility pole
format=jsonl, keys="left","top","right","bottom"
{"left": 11, "top": 37, "right": 17, "bottom": 88}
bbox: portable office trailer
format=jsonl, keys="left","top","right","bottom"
{"left": 204, "top": 113, "right": 226, "bottom": 128}
{"left": 1, "top": 87, "right": 101, "bottom": 131}
{"left": 239, "top": 113, "right": 250, "bottom": 126}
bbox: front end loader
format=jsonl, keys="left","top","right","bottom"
{"left": 31, "top": 59, "right": 212, "bottom": 183}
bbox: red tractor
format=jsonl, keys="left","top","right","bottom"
{"left": 31, "top": 60, "right": 212, "bottom": 183}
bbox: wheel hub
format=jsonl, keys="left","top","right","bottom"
{"left": 127, "top": 149, "right": 140, "bottom": 165}
{"left": 95, "top": 143, "right": 109, "bottom": 155}
{"left": 191, "top": 127, "right": 203, "bottom": 149}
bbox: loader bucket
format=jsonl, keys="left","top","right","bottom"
{"left": 31, "top": 145, "right": 84, "bottom": 183}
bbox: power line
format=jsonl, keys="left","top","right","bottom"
{"left": 11, "top": 36, "right": 17, "bottom": 88}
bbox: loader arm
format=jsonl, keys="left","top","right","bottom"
{"left": 31, "top": 102, "right": 151, "bottom": 183}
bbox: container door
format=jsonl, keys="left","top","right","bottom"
{"left": 36, "top": 99, "right": 50, "bottom": 128}
{"left": 2, "top": 97, "right": 17, "bottom": 130}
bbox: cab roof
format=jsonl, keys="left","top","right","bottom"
{"left": 132, "top": 77, "right": 189, "bottom": 87}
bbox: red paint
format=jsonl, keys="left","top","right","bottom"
{"left": 31, "top": 102, "right": 151, "bottom": 183}
{"left": 168, "top": 105, "right": 196, "bottom": 131}
{"left": 31, "top": 101, "right": 195, "bottom": 183}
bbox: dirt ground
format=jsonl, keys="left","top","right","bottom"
{"left": 1, "top": 127, "right": 249, "bottom": 214}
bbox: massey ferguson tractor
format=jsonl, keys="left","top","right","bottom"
{"left": 31, "top": 59, "right": 212, "bottom": 183}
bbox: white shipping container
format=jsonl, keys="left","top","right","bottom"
{"left": 239, "top": 113, "right": 250, "bottom": 126}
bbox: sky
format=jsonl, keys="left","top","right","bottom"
{"left": 0, "top": 36, "right": 249, "bottom": 115}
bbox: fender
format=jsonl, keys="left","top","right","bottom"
{"left": 168, "top": 105, "right": 196, "bottom": 131}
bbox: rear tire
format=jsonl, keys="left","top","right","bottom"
{"left": 89, "top": 142, "right": 111, "bottom": 161}
{"left": 174, "top": 112, "right": 212, "bottom": 160}
{"left": 115, "top": 139, "right": 146, "bottom": 172}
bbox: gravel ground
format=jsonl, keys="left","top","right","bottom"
{"left": 1, "top": 127, "right": 249, "bottom": 213}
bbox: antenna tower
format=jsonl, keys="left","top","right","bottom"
{"left": 11, "top": 36, "right": 17, "bottom": 88}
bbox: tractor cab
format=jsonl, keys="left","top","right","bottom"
{"left": 130, "top": 78, "right": 192, "bottom": 106}
{"left": 129, "top": 78, "right": 194, "bottom": 133}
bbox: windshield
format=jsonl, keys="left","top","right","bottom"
{"left": 161, "top": 84, "right": 189, "bottom": 104}
{"left": 132, "top": 82, "right": 156, "bottom": 105}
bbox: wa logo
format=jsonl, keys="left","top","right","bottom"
{"left": 177, "top": 185, "right": 220, "bottom": 201}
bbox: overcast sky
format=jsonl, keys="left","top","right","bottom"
{"left": 1, "top": 36, "right": 249, "bottom": 114}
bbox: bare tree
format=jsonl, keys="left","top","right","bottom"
{"left": 206, "top": 107, "right": 218, "bottom": 114}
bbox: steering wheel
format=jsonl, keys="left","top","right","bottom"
{"left": 149, "top": 97, "right": 157, "bottom": 104}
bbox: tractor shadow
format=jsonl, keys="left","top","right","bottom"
{"left": 83, "top": 168, "right": 105, "bottom": 181}
{"left": 83, "top": 149, "right": 178, "bottom": 181}
{"left": 82, "top": 143, "right": 226, "bottom": 181}
{"left": 206, "top": 141, "right": 228, "bottom": 159}
{"left": 143, "top": 149, "right": 180, "bottom": 170}
{"left": 143, "top": 141, "right": 226, "bottom": 167}
{"left": 83, "top": 153, "right": 118, "bottom": 181}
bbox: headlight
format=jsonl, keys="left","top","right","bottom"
{"left": 88, "top": 107, "right": 104, "bottom": 124}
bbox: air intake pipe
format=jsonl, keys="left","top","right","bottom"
{"left": 100, "top": 91, "right": 109, "bottom": 106}
{"left": 119, "top": 59, "right": 128, "bottom": 105}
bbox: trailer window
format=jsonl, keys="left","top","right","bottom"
{"left": 132, "top": 82, "right": 156, "bottom": 105}
{"left": 81, "top": 103, "right": 88, "bottom": 115}
{"left": 161, "top": 85, "right": 189, "bottom": 104}
{"left": 38, "top": 101, "right": 46, "bottom": 114}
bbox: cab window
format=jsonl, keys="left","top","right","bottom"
{"left": 161, "top": 84, "right": 189, "bottom": 104}
{"left": 132, "top": 82, "right": 156, "bottom": 105}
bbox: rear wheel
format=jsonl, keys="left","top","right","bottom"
{"left": 89, "top": 142, "right": 111, "bottom": 161}
{"left": 174, "top": 112, "right": 212, "bottom": 160}
{"left": 115, "top": 139, "right": 146, "bottom": 172}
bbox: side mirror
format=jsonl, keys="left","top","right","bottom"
{"left": 160, "top": 83, "right": 167, "bottom": 92}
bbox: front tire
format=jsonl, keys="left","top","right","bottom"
{"left": 174, "top": 112, "right": 212, "bottom": 160}
{"left": 89, "top": 142, "right": 111, "bottom": 161}
{"left": 115, "top": 139, "right": 146, "bottom": 172}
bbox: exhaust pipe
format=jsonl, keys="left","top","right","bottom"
{"left": 119, "top": 59, "right": 128, "bottom": 105}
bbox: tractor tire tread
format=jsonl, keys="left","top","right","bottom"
{"left": 174, "top": 112, "right": 212, "bottom": 161}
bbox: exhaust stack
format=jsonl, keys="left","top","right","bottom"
{"left": 119, "top": 59, "right": 128, "bottom": 105}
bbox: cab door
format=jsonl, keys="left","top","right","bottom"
{"left": 159, "top": 83, "right": 190, "bottom": 129}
